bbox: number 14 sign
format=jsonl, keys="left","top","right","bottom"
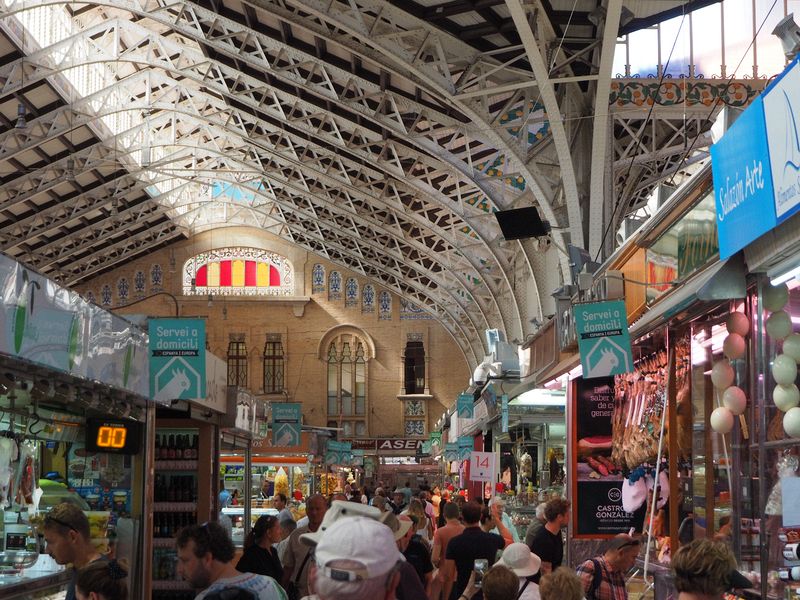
{"left": 469, "top": 451, "right": 495, "bottom": 483}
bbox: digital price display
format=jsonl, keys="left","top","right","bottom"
{"left": 85, "top": 417, "right": 142, "bottom": 455}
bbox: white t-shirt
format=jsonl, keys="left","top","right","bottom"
{"left": 195, "top": 573, "right": 287, "bottom": 600}
{"left": 517, "top": 578, "right": 540, "bottom": 600}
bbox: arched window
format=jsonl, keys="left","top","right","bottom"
{"left": 326, "top": 336, "right": 368, "bottom": 437}
{"left": 228, "top": 336, "right": 248, "bottom": 387}
{"left": 183, "top": 247, "right": 293, "bottom": 296}
{"left": 329, "top": 271, "right": 342, "bottom": 301}
{"left": 263, "top": 335, "right": 284, "bottom": 394}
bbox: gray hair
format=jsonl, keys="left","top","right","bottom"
{"left": 372, "top": 495, "right": 387, "bottom": 511}
{"left": 535, "top": 502, "right": 547, "bottom": 520}
{"left": 314, "top": 568, "right": 391, "bottom": 600}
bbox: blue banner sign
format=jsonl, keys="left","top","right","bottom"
{"left": 272, "top": 402, "right": 302, "bottom": 447}
{"left": 711, "top": 95, "right": 777, "bottom": 258}
{"left": 148, "top": 318, "right": 206, "bottom": 401}
{"left": 444, "top": 443, "right": 459, "bottom": 461}
{"left": 457, "top": 393, "right": 474, "bottom": 419}
{"left": 574, "top": 300, "right": 633, "bottom": 379}
{"left": 458, "top": 436, "right": 473, "bottom": 460}
{"left": 763, "top": 58, "right": 800, "bottom": 223}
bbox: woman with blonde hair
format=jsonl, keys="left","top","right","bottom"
{"left": 672, "top": 538, "right": 752, "bottom": 600}
{"left": 406, "top": 498, "right": 433, "bottom": 544}
{"left": 539, "top": 566, "right": 583, "bottom": 600}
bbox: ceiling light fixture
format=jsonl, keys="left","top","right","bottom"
{"left": 65, "top": 157, "right": 75, "bottom": 181}
{"left": 15, "top": 103, "right": 27, "bottom": 129}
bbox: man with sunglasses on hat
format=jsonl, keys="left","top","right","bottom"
{"left": 576, "top": 534, "right": 641, "bottom": 600}
{"left": 576, "top": 534, "right": 640, "bottom": 600}
{"left": 43, "top": 502, "right": 107, "bottom": 600}
{"left": 176, "top": 521, "right": 287, "bottom": 599}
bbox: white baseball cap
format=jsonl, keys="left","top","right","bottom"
{"left": 496, "top": 543, "right": 541, "bottom": 577}
{"left": 314, "top": 516, "right": 405, "bottom": 581}
{"left": 301, "top": 500, "right": 411, "bottom": 546}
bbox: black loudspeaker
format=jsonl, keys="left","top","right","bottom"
{"left": 494, "top": 206, "right": 550, "bottom": 240}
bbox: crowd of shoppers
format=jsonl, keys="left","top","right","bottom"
{"left": 43, "top": 479, "right": 756, "bottom": 600}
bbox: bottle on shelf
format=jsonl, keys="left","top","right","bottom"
{"left": 168, "top": 434, "right": 177, "bottom": 459}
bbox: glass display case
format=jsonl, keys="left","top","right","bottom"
{"left": 0, "top": 407, "right": 145, "bottom": 599}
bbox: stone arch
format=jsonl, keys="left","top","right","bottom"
{"left": 317, "top": 324, "right": 376, "bottom": 360}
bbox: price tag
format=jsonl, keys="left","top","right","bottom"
{"left": 469, "top": 451, "right": 495, "bottom": 483}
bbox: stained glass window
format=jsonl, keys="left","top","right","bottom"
{"left": 183, "top": 248, "right": 293, "bottom": 296}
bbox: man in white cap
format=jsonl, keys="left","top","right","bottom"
{"left": 303, "top": 516, "right": 405, "bottom": 600}
{"left": 496, "top": 542, "right": 542, "bottom": 600}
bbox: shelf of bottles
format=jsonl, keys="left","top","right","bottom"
{"left": 152, "top": 427, "right": 199, "bottom": 600}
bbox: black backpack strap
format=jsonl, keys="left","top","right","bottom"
{"left": 587, "top": 558, "right": 603, "bottom": 600}
{"left": 515, "top": 579, "right": 531, "bottom": 600}
{"left": 294, "top": 549, "right": 312, "bottom": 584}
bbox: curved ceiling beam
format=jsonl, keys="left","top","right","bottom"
{"left": 0, "top": 12, "right": 524, "bottom": 342}
{"left": 253, "top": 0, "right": 573, "bottom": 283}
{"left": 504, "top": 0, "right": 581, "bottom": 247}
{"left": 587, "top": 0, "right": 622, "bottom": 258}
{"left": 0, "top": 102, "right": 488, "bottom": 357}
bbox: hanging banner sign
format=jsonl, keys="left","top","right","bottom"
{"left": 763, "top": 58, "right": 800, "bottom": 224}
{"left": 429, "top": 431, "right": 442, "bottom": 446}
{"left": 272, "top": 403, "right": 301, "bottom": 447}
{"left": 457, "top": 436, "right": 473, "bottom": 460}
{"left": 325, "top": 440, "right": 352, "bottom": 465}
{"left": 148, "top": 318, "right": 207, "bottom": 402}
{"left": 351, "top": 449, "right": 364, "bottom": 467}
{"left": 469, "top": 451, "right": 495, "bottom": 483}
{"left": 501, "top": 394, "right": 509, "bottom": 433}
{"left": 457, "top": 393, "right": 474, "bottom": 419}
{"left": 571, "top": 376, "right": 645, "bottom": 537}
{"left": 444, "top": 443, "right": 459, "bottom": 461}
{"left": 574, "top": 300, "right": 633, "bottom": 379}
{"left": 711, "top": 95, "right": 777, "bottom": 258}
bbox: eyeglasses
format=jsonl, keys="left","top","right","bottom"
{"left": 44, "top": 515, "right": 79, "bottom": 532}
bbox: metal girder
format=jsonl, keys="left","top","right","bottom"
{"left": 0, "top": 79, "right": 491, "bottom": 355}
{"left": 0, "top": 14, "right": 526, "bottom": 340}
{"left": 60, "top": 220, "right": 183, "bottom": 283}
{"left": 612, "top": 113, "right": 711, "bottom": 215}
{"left": 505, "top": 0, "right": 581, "bottom": 247}
{"left": 246, "top": 0, "right": 576, "bottom": 321}
{"left": 587, "top": 0, "right": 622, "bottom": 258}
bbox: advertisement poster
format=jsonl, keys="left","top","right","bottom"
{"left": 272, "top": 402, "right": 301, "bottom": 447}
{"left": 574, "top": 300, "right": 633, "bottom": 379}
{"left": 572, "top": 376, "right": 645, "bottom": 537}
{"left": 149, "top": 318, "right": 207, "bottom": 402}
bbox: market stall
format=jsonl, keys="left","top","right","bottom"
{"left": 0, "top": 255, "right": 150, "bottom": 598}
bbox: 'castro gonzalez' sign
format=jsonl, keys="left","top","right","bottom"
{"left": 710, "top": 95, "right": 777, "bottom": 259}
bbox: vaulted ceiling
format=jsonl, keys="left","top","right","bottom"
{"left": 0, "top": 0, "right": 718, "bottom": 365}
